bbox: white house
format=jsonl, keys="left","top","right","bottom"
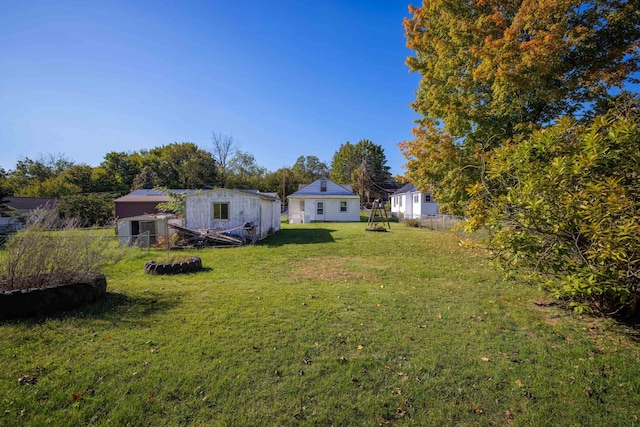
{"left": 185, "top": 189, "right": 280, "bottom": 240}
{"left": 390, "top": 183, "right": 439, "bottom": 219}
{"left": 287, "top": 178, "right": 360, "bottom": 224}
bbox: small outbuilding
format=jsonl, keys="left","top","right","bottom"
{"left": 287, "top": 177, "right": 360, "bottom": 224}
{"left": 390, "top": 183, "right": 439, "bottom": 219}
{"left": 185, "top": 189, "right": 280, "bottom": 240}
{"left": 116, "top": 214, "right": 183, "bottom": 246}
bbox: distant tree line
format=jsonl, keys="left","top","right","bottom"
{"left": 0, "top": 137, "right": 393, "bottom": 226}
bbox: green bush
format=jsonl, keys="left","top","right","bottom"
{"left": 404, "top": 218, "right": 421, "bottom": 228}
{"left": 471, "top": 108, "right": 640, "bottom": 317}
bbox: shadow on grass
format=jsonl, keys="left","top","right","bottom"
{"left": 261, "top": 227, "right": 337, "bottom": 247}
{"left": 1, "top": 291, "right": 179, "bottom": 325}
{"left": 86, "top": 291, "right": 179, "bottom": 318}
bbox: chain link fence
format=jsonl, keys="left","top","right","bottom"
{"left": 403, "top": 214, "right": 465, "bottom": 231}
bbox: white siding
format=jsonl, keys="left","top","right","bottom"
{"left": 391, "top": 190, "right": 438, "bottom": 219}
{"left": 323, "top": 199, "right": 360, "bottom": 222}
{"left": 186, "top": 190, "right": 280, "bottom": 239}
{"left": 288, "top": 197, "right": 359, "bottom": 223}
{"left": 287, "top": 178, "right": 361, "bottom": 223}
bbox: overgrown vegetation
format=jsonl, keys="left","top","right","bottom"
{"left": 469, "top": 109, "right": 640, "bottom": 318}
{"left": 0, "top": 210, "right": 124, "bottom": 291}
{"left": 2, "top": 223, "right": 640, "bottom": 425}
{"left": 401, "top": 1, "right": 640, "bottom": 317}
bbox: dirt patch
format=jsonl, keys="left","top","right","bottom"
{"left": 291, "top": 257, "right": 387, "bottom": 282}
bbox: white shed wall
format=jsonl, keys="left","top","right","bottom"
{"left": 186, "top": 190, "right": 280, "bottom": 239}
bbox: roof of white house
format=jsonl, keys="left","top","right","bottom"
{"left": 289, "top": 177, "right": 358, "bottom": 197}
{"left": 390, "top": 183, "right": 431, "bottom": 197}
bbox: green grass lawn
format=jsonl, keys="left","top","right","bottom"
{"left": 2, "top": 222, "right": 640, "bottom": 426}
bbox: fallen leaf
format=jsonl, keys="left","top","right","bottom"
{"left": 106, "top": 334, "right": 112, "bottom": 339}
{"left": 481, "top": 357, "right": 489, "bottom": 362}
{"left": 72, "top": 393, "right": 83, "bottom": 402}
{"left": 515, "top": 380, "right": 523, "bottom": 387}
{"left": 146, "top": 396, "right": 154, "bottom": 403}
{"left": 505, "top": 410, "right": 514, "bottom": 419}
{"left": 436, "top": 314, "right": 442, "bottom": 319}
{"left": 357, "top": 345, "right": 364, "bottom": 351}
{"left": 474, "top": 408, "right": 484, "bottom": 414}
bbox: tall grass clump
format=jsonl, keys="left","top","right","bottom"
{"left": 0, "top": 209, "right": 124, "bottom": 291}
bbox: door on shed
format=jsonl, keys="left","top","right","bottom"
{"left": 140, "top": 221, "right": 157, "bottom": 244}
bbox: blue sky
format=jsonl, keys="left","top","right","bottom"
{"left": 0, "top": 1, "right": 421, "bottom": 176}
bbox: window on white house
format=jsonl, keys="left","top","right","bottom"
{"left": 399, "top": 197, "right": 402, "bottom": 207}
{"left": 413, "top": 194, "right": 419, "bottom": 203}
{"left": 393, "top": 197, "right": 397, "bottom": 207}
{"left": 320, "top": 180, "right": 327, "bottom": 192}
{"left": 425, "top": 193, "right": 432, "bottom": 202}
{"left": 340, "top": 201, "right": 347, "bottom": 212}
{"left": 317, "top": 202, "right": 324, "bottom": 215}
{"left": 213, "top": 202, "right": 229, "bottom": 220}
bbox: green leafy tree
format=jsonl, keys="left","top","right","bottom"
{"left": 0, "top": 168, "right": 12, "bottom": 216}
{"left": 330, "top": 140, "right": 391, "bottom": 203}
{"left": 60, "top": 164, "right": 94, "bottom": 193}
{"left": 16, "top": 176, "right": 82, "bottom": 198}
{"left": 263, "top": 167, "right": 299, "bottom": 203}
{"left": 100, "top": 151, "right": 143, "bottom": 192}
{"left": 401, "top": 0, "right": 640, "bottom": 214}
{"left": 156, "top": 190, "right": 195, "bottom": 217}
{"left": 291, "top": 155, "right": 329, "bottom": 183}
{"left": 5, "top": 154, "right": 75, "bottom": 195}
{"left": 148, "top": 143, "right": 218, "bottom": 189}
{"left": 131, "top": 165, "right": 160, "bottom": 190}
{"left": 91, "top": 166, "right": 121, "bottom": 193}
{"left": 57, "top": 193, "right": 116, "bottom": 226}
{"left": 473, "top": 106, "right": 640, "bottom": 317}
{"left": 227, "top": 151, "right": 266, "bottom": 189}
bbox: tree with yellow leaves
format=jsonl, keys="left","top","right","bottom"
{"left": 400, "top": 0, "right": 639, "bottom": 215}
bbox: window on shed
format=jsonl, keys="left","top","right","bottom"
{"left": 425, "top": 193, "right": 432, "bottom": 202}
{"left": 340, "top": 201, "right": 347, "bottom": 212}
{"left": 399, "top": 197, "right": 402, "bottom": 208}
{"left": 320, "top": 180, "right": 327, "bottom": 192}
{"left": 213, "top": 202, "right": 229, "bottom": 220}
{"left": 413, "top": 194, "right": 419, "bottom": 203}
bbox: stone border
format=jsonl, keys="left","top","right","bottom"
{"left": 144, "top": 256, "right": 203, "bottom": 275}
{"left": 0, "top": 274, "right": 107, "bottom": 320}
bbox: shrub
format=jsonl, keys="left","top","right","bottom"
{"left": 0, "top": 209, "right": 125, "bottom": 291}
{"left": 405, "top": 218, "right": 421, "bottom": 228}
{"left": 470, "top": 108, "right": 640, "bottom": 317}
